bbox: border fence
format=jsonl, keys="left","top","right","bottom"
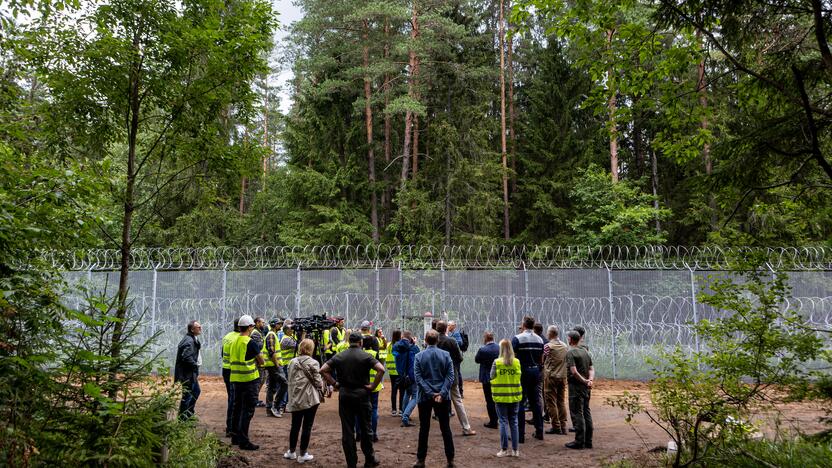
{"left": 57, "top": 245, "right": 832, "bottom": 380}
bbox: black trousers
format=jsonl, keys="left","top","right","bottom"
{"left": 338, "top": 390, "right": 375, "bottom": 468}
{"left": 265, "top": 366, "right": 287, "bottom": 409}
{"left": 222, "top": 369, "right": 235, "bottom": 433}
{"left": 519, "top": 367, "right": 543, "bottom": 440}
{"left": 416, "top": 399, "right": 454, "bottom": 462}
{"left": 232, "top": 380, "right": 258, "bottom": 446}
{"left": 289, "top": 404, "right": 319, "bottom": 453}
{"left": 389, "top": 374, "right": 401, "bottom": 411}
{"left": 481, "top": 381, "right": 498, "bottom": 425}
{"left": 568, "top": 382, "right": 593, "bottom": 446}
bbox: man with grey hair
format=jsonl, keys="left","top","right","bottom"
{"left": 447, "top": 320, "right": 463, "bottom": 397}
{"left": 565, "top": 330, "right": 594, "bottom": 449}
{"left": 543, "top": 325, "right": 568, "bottom": 434}
{"left": 175, "top": 320, "right": 202, "bottom": 419}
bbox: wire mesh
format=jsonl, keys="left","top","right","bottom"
{"left": 61, "top": 265, "right": 832, "bottom": 380}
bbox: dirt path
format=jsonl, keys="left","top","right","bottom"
{"left": 197, "top": 377, "right": 676, "bottom": 467}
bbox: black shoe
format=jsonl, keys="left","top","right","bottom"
{"left": 364, "top": 457, "right": 381, "bottom": 468}
{"left": 585, "top": 442, "right": 593, "bottom": 449}
{"left": 533, "top": 432, "right": 544, "bottom": 440}
{"left": 545, "top": 427, "right": 559, "bottom": 435}
{"left": 255, "top": 400, "right": 266, "bottom": 408}
{"left": 413, "top": 461, "right": 425, "bottom": 468}
{"left": 568, "top": 427, "right": 576, "bottom": 433}
{"left": 225, "top": 430, "right": 232, "bottom": 438}
{"left": 447, "top": 459, "right": 455, "bottom": 468}
{"left": 240, "top": 442, "right": 260, "bottom": 451}
{"left": 231, "top": 437, "right": 240, "bottom": 446}
{"left": 484, "top": 422, "right": 498, "bottom": 429}
{"left": 565, "top": 441, "right": 584, "bottom": 450}
{"left": 519, "top": 437, "right": 525, "bottom": 444}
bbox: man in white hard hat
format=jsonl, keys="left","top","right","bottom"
{"left": 230, "top": 314, "right": 265, "bottom": 450}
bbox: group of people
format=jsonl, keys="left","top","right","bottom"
{"left": 173, "top": 314, "right": 596, "bottom": 467}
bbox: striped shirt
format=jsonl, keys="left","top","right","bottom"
{"left": 511, "top": 330, "right": 544, "bottom": 369}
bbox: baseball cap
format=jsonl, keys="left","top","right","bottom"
{"left": 269, "top": 318, "right": 281, "bottom": 327}
{"left": 360, "top": 320, "right": 371, "bottom": 329}
{"left": 238, "top": 315, "right": 255, "bottom": 327}
{"left": 283, "top": 318, "right": 294, "bottom": 328}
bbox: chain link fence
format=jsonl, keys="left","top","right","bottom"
{"left": 61, "top": 265, "right": 832, "bottom": 380}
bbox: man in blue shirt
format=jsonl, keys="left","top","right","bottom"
{"left": 512, "top": 316, "right": 545, "bottom": 442}
{"left": 474, "top": 331, "right": 499, "bottom": 429}
{"left": 412, "top": 329, "right": 455, "bottom": 468}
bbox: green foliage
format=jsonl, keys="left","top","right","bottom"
{"left": 608, "top": 257, "right": 830, "bottom": 467}
{"left": 569, "top": 164, "right": 670, "bottom": 245}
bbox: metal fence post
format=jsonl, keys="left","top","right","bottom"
{"left": 345, "top": 292, "right": 350, "bottom": 326}
{"left": 689, "top": 267, "right": 701, "bottom": 369}
{"left": 375, "top": 266, "right": 380, "bottom": 319}
{"left": 398, "top": 262, "right": 404, "bottom": 328}
{"left": 151, "top": 265, "right": 158, "bottom": 338}
{"left": 523, "top": 261, "right": 529, "bottom": 315}
{"left": 440, "top": 260, "right": 446, "bottom": 314}
{"left": 606, "top": 264, "right": 617, "bottom": 380}
{"left": 221, "top": 263, "right": 228, "bottom": 318}
{"left": 296, "top": 263, "right": 302, "bottom": 315}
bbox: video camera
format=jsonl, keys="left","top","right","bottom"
{"left": 292, "top": 314, "right": 335, "bottom": 334}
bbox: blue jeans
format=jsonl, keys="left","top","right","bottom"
{"left": 178, "top": 375, "right": 201, "bottom": 420}
{"left": 401, "top": 384, "right": 418, "bottom": 423}
{"left": 496, "top": 402, "right": 519, "bottom": 451}
{"left": 356, "top": 392, "right": 380, "bottom": 438}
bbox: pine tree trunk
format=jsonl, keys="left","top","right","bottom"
{"left": 499, "top": 0, "right": 510, "bottom": 240}
{"left": 507, "top": 1, "right": 517, "bottom": 196}
{"left": 364, "top": 21, "right": 379, "bottom": 242}
{"left": 651, "top": 143, "right": 661, "bottom": 235}
{"left": 382, "top": 19, "right": 392, "bottom": 229}
{"left": 607, "top": 29, "right": 619, "bottom": 183}
{"left": 262, "top": 79, "right": 269, "bottom": 190}
{"left": 412, "top": 115, "right": 419, "bottom": 177}
{"left": 401, "top": 2, "right": 420, "bottom": 189}
{"left": 239, "top": 176, "right": 247, "bottom": 214}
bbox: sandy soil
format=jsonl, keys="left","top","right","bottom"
{"left": 194, "top": 377, "right": 826, "bottom": 468}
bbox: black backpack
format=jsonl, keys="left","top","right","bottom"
{"left": 459, "top": 330, "right": 470, "bottom": 352}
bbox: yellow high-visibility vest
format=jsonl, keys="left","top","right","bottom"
{"left": 230, "top": 335, "right": 259, "bottom": 383}
{"left": 490, "top": 357, "right": 522, "bottom": 403}
{"left": 263, "top": 330, "right": 277, "bottom": 367}
{"left": 385, "top": 342, "right": 398, "bottom": 376}
{"left": 365, "top": 349, "right": 383, "bottom": 393}
{"left": 221, "top": 331, "right": 239, "bottom": 370}
{"left": 280, "top": 334, "right": 297, "bottom": 366}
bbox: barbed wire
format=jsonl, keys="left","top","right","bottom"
{"left": 42, "top": 244, "right": 832, "bottom": 271}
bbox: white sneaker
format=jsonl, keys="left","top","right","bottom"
{"left": 297, "top": 453, "right": 314, "bottom": 463}
{"left": 283, "top": 451, "right": 297, "bottom": 460}
{"left": 496, "top": 449, "right": 510, "bottom": 458}
{"left": 512, "top": 449, "right": 520, "bottom": 457}
{"left": 391, "top": 410, "right": 398, "bottom": 417}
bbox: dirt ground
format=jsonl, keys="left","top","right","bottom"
{"left": 195, "top": 376, "right": 826, "bottom": 468}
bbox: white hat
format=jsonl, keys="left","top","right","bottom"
{"left": 238, "top": 314, "right": 255, "bottom": 327}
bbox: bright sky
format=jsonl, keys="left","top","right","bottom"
{"left": 272, "top": 0, "right": 302, "bottom": 113}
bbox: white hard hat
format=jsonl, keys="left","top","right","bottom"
{"left": 238, "top": 314, "right": 255, "bottom": 327}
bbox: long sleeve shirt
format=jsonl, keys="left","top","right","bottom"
{"left": 512, "top": 330, "right": 544, "bottom": 369}
{"left": 414, "top": 345, "right": 455, "bottom": 403}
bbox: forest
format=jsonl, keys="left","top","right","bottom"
{"left": 3, "top": 0, "right": 832, "bottom": 251}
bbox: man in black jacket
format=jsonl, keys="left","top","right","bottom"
{"left": 175, "top": 320, "right": 202, "bottom": 419}
{"left": 436, "top": 321, "right": 476, "bottom": 436}
{"left": 474, "top": 331, "right": 499, "bottom": 429}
